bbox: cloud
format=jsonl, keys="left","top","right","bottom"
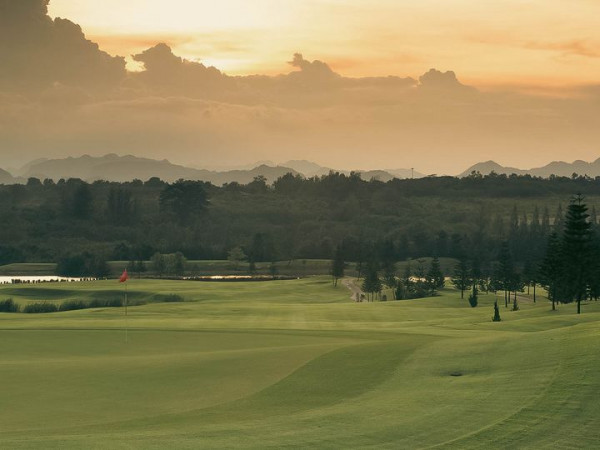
{"left": 0, "top": 1, "right": 600, "bottom": 175}
{"left": 0, "top": 0, "right": 126, "bottom": 92}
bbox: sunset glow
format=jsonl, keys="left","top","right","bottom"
{"left": 49, "top": 0, "right": 600, "bottom": 84}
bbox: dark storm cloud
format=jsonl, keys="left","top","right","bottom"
{"left": 0, "top": 0, "right": 126, "bottom": 91}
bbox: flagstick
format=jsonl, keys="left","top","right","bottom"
{"left": 125, "top": 281, "right": 128, "bottom": 344}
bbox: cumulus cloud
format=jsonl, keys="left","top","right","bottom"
{"left": 0, "top": 1, "right": 599, "bottom": 174}
{"left": 0, "top": 0, "right": 126, "bottom": 92}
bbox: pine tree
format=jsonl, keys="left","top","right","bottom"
{"left": 427, "top": 256, "right": 445, "bottom": 290}
{"left": 497, "top": 242, "right": 514, "bottom": 308}
{"left": 362, "top": 262, "right": 382, "bottom": 301}
{"left": 451, "top": 258, "right": 471, "bottom": 299}
{"left": 539, "top": 232, "right": 562, "bottom": 311}
{"left": 554, "top": 204, "right": 564, "bottom": 234}
{"left": 562, "top": 194, "right": 593, "bottom": 314}
{"left": 382, "top": 261, "right": 397, "bottom": 298}
{"left": 330, "top": 245, "right": 345, "bottom": 287}
{"left": 512, "top": 296, "right": 519, "bottom": 311}
{"left": 541, "top": 206, "right": 551, "bottom": 236}
{"left": 492, "top": 300, "right": 501, "bottom": 322}
{"left": 468, "top": 284, "right": 478, "bottom": 308}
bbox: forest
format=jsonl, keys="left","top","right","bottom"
{"left": 1, "top": 171, "right": 600, "bottom": 273}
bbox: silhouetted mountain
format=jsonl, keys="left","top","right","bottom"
{"left": 460, "top": 158, "right": 600, "bottom": 178}
{"left": 459, "top": 161, "right": 525, "bottom": 177}
{"left": 386, "top": 168, "right": 426, "bottom": 179}
{"left": 283, "top": 160, "right": 334, "bottom": 177}
{"left": 21, "top": 154, "right": 300, "bottom": 184}
{"left": 0, "top": 168, "right": 14, "bottom": 184}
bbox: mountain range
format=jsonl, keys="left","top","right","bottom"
{"left": 460, "top": 159, "right": 600, "bottom": 178}
{"left": 1, "top": 154, "right": 599, "bottom": 185}
{"left": 0, "top": 154, "right": 425, "bottom": 185}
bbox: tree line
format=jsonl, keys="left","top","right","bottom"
{"left": 1, "top": 173, "right": 599, "bottom": 277}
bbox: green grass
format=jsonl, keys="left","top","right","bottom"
{"left": 1, "top": 277, "right": 599, "bottom": 448}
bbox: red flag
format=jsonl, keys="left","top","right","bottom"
{"left": 119, "top": 269, "right": 129, "bottom": 283}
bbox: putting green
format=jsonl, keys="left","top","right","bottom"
{"left": 1, "top": 277, "right": 599, "bottom": 448}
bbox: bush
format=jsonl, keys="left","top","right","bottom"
{"left": 512, "top": 297, "right": 519, "bottom": 311}
{"left": 492, "top": 301, "right": 502, "bottom": 322}
{"left": 59, "top": 300, "right": 88, "bottom": 312}
{"left": 162, "top": 294, "right": 185, "bottom": 303}
{"left": 23, "top": 302, "right": 59, "bottom": 314}
{"left": 89, "top": 298, "right": 123, "bottom": 308}
{"left": 468, "top": 288, "right": 478, "bottom": 308}
{"left": 56, "top": 251, "right": 110, "bottom": 278}
{"left": 0, "top": 298, "right": 20, "bottom": 313}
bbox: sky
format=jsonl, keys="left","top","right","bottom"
{"left": 1, "top": 0, "right": 599, "bottom": 174}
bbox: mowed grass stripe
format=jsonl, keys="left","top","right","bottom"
{"left": 1, "top": 277, "right": 600, "bottom": 448}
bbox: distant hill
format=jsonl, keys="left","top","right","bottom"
{"left": 283, "top": 160, "right": 333, "bottom": 177}
{"left": 21, "top": 154, "right": 300, "bottom": 184}
{"left": 459, "top": 158, "right": 600, "bottom": 178}
{"left": 18, "top": 154, "right": 424, "bottom": 184}
{"left": 282, "top": 160, "right": 424, "bottom": 181}
{"left": 459, "top": 160, "right": 526, "bottom": 177}
{"left": 0, "top": 168, "right": 14, "bottom": 184}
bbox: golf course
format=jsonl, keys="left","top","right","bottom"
{"left": 1, "top": 277, "right": 599, "bottom": 448}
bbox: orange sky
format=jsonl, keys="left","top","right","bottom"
{"left": 2, "top": 0, "right": 600, "bottom": 174}
{"left": 48, "top": 0, "right": 600, "bottom": 89}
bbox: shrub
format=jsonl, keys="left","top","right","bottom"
{"left": 468, "top": 285, "right": 478, "bottom": 308}
{"left": 162, "top": 294, "right": 185, "bottom": 303}
{"left": 89, "top": 298, "right": 123, "bottom": 308}
{"left": 0, "top": 298, "right": 20, "bottom": 313}
{"left": 512, "top": 297, "right": 519, "bottom": 311}
{"left": 23, "top": 302, "right": 59, "bottom": 314}
{"left": 492, "top": 301, "right": 502, "bottom": 322}
{"left": 59, "top": 300, "right": 88, "bottom": 312}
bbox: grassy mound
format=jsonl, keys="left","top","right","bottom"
{"left": 0, "top": 277, "right": 599, "bottom": 448}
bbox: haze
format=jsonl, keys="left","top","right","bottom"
{"left": 1, "top": 0, "right": 599, "bottom": 174}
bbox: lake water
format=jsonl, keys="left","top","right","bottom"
{"left": 0, "top": 276, "right": 92, "bottom": 284}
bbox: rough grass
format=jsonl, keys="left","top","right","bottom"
{"left": 0, "top": 277, "right": 599, "bottom": 449}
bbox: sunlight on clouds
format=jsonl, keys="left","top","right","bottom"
{"left": 48, "top": 0, "right": 600, "bottom": 85}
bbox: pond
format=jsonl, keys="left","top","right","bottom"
{"left": 0, "top": 276, "right": 94, "bottom": 285}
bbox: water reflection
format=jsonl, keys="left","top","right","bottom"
{"left": 0, "top": 276, "right": 95, "bottom": 285}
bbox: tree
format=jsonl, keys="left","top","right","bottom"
{"left": 227, "top": 246, "right": 247, "bottom": 271}
{"left": 107, "top": 187, "right": 135, "bottom": 224}
{"left": 159, "top": 180, "right": 209, "bottom": 224}
{"left": 492, "top": 301, "right": 501, "bottom": 322}
{"left": 451, "top": 258, "right": 471, "bottom": 299}
{"left": 151, "top": 252, "right": 166, "bottom": 277}
{"left": 497, "top": 242, "right": 515, "bottom": 308}
{"left": 269, "top": 261, "right": 279, "bottom": 279}
{"left": 512, "top": 296, "right": 519, "bottom": 311}
{"left": 382, "top": 261, "right": 397, "bottom": 298}
{"left": 427, "top": 256, "right": 445, "bottom": 290}
{"left": 330, "top": 245, "right": 345, "bottom": 287}
{"left": 468, "top": 284, "right": 478, "bottom": 308}
{"left": 362, "top": 262, "right": 382, "bottom": 301}
{"left": 171, "top": 252, "right": 187, "bottom": 277}
{"left": 539, "top": 232, "right": 562, "bottom": 311}
{"left": 561, "top": 194, "right": 593, "bottom": 314}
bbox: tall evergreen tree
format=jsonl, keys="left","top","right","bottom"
{"left": 554, "top": 203, "right": 564, "bottom": 234}
{"left": 562, "top": 194, "right": 593, "bottom": 314}
{"left": 451, "top": 258, "right": 471, "bottom": 299}
{"left": 498, "top": 241, "right": 515, "bottom": 308}
{"left": 362, "top": 262, "right": 382, "bottom": 301}
{"left": 427, "top": 256, "right": 445, "bottom": 290}
{"left": 539, "top": 232, "right": 562, "bottom": 311}
{"left": 330, "top": 245, "right": 345, "bottom": 287}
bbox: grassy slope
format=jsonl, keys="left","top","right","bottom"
{"left": 0, "top": 277, "right": 599, "bottom": 448}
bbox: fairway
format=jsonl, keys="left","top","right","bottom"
{"left": 1, "top": 277, "right": 600, "bottom": 448}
